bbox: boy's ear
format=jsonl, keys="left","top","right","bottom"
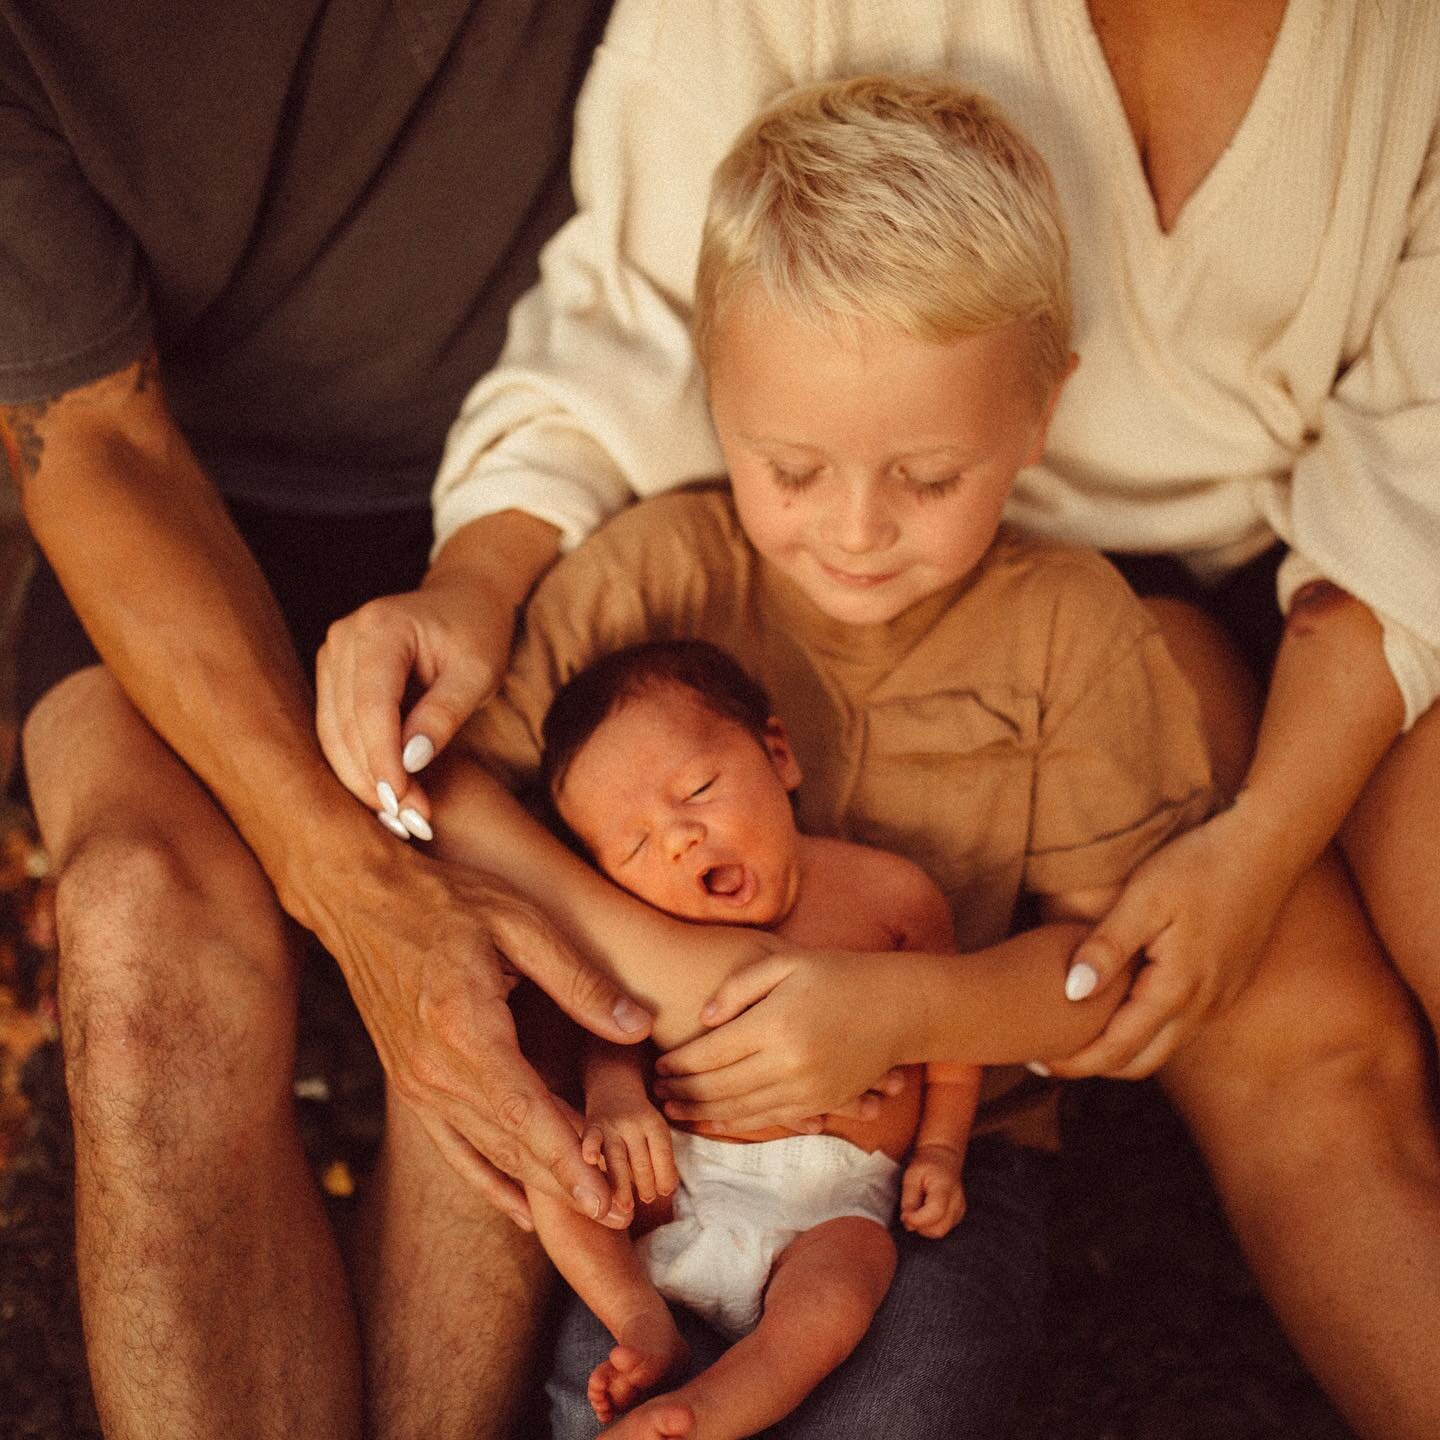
{"left": 763, "top": 716, "right": 803, "bottom": 792}
{"left": 1024, "top": 350, "right": 1079, "bottom": 467}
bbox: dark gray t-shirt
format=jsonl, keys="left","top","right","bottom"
{"left": 0, "top": 0, "right": 610, "bottom": 512}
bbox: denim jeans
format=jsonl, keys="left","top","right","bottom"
{"left": 545, "top": 1136, "right": 1055, "bottom": 1439}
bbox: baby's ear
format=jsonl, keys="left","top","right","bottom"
{"left": 763, "top": 716, "right": 802, "bottom": 791}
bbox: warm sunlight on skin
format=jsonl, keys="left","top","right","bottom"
{"left": 554, "top": 688, "right": 806, "bottom": 927}
{"left": 706, "top": 295, "right": 1073, "bottom": 626}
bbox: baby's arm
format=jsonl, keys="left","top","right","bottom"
{"left": 581, "top": 1038, "right": 677, "bottom": 1216}
{"left": 900, "top": 1062, "right": 982, "bottom": 1238}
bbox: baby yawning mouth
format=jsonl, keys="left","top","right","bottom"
{"left": 702, "top": 864, "right": 745, "bottom": 896}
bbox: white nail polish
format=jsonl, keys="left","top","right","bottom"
{"left": 1026, "top": 1060, "right": 1051, "bottom": 1077}
{"left": 377, "top": 809, "right": 410, "bottom": 839}
{"left": 377, "top": 780, "right": 399, "bottom": 816}
{"left": 399, "top": 808, "right": 433, "bottom": 842}
{"left": 402, "top": 735, "right": 435, "bottom": 773}
{"left": 1065, "top": 961, "right": 1098, "bottom": 1002}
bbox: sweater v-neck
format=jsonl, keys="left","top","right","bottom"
{"left": 1060, "top": 0, "right": 1315, "bottom": 255}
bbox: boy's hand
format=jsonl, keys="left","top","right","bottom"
{"left": 1049, "top": 803, "right": 1291, "bottom": 1079}
{"left": 582, "top": 1092, "right": 679, "bottom": 1223}
{"left": 900, "top": 1145, "right": 967, "bottom": 1238}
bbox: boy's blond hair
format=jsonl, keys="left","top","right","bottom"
{"left": 695, "top": 75, "right": 1071, "bottom": 391}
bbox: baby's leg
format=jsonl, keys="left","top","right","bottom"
{"left": 602, "top": 1216, "right": 896, "bottom": 1440}
{"left": 527, "top": 1188, "right": 689, "bottom": 1424}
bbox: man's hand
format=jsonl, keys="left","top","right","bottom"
{"left": 315, "top": 510, "right": 560, "bottom": 831}
{"left": 651, "top": 951, "right": 915, "bottom": 1131}
{"left": 1046, "top": 803, "right": 1293, "bottom": 1079}
{"left": 317, "top": 843, "right": 652, "bottom": 1228}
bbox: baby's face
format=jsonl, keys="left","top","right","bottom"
{"left": 706, "top": 294, "right": 1068, "bottom": 625}
{"left": 554, "top": 685, "right": 804, "bottom": 927}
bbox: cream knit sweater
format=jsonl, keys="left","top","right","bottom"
{"left": 434, "top": 0, "right": 1440, "bottom": 724}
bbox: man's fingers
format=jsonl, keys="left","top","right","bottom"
{"left": 469, "top": 1048, "right": 611, "bottom": 1219}
{"left": 419, "top": 1112, "right": 533, "bottom": 1231}
{"left": 495, "top": 909, "right": 651, "bottom": 1047}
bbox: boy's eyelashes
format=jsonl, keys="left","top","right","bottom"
{"left": 688, "top": 776, "right": 717, "bottom": 799}
{"left": 763, "top": 458, "right": 965, "bottom": 498}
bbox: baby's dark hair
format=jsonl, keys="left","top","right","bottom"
{"left": 540, "top": 640, "right": 773, "bottom": 801}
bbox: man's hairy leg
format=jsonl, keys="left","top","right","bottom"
{"left": 24, "top": 667, "right": 361, "bottom": 1440}
{"left": 1163, "top": 854, "right": 1440, "bottom": 1440}
{"left": 352, "top": 1089, "right": 553, "bottom": 1440}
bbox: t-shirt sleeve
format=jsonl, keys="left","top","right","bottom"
{"left": 1023, "top": 561, "right": 1214, "bottom": 898}
{"left": 1259, "top": 112, "right": 1440, "bottom": 730}
{"left": 0, "top": 70, "right": 151, "bottom": 403}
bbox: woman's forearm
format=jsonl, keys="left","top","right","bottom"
{"left": 1230, "top": 582, "right": 1403, "bottom": 884}
{"left": 902, "top": 922, "right": 1121, "bottom": 1065}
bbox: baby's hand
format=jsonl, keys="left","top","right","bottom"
{"left": 900, "top": 1145, "right": 967, "bottom": 1239}
{"left": 582, "top": 1094, "right": 678, "bottom": 1221}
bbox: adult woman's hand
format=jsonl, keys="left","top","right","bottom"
{"left": 651, "top": 950, "right": 918, "bottom": 1131}
{"left": 315, "top": 510, "right": 559, "bottom": 832}
{"left": 1047, "top": 801, "right": 1296, "bottom": 1079}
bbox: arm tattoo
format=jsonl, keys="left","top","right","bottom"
{"left": 0, "top": 399, "right": 49, "bottom": 489}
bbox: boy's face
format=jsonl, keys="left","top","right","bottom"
{"left": 706, "top": 295, "right": 1070, "bottom": 625}
{"left": 553, "top": 684, "right": 804, "bottom": 927}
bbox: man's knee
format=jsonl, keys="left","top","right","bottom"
{"left": 54, "top": 824, "right": 296, "bottom": 1129}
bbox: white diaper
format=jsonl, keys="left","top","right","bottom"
{"left": 636, "top": 1129, "right": 899, "bottom": 1339}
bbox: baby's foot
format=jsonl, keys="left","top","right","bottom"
{"left": 587, "top": 1314, "right": 689, "bottom": 1424}
{"left": 598, "top": 1394, "right": 695, "bottom": 1439}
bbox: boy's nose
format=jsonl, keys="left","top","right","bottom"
{"left": 830, "top": 479, "right": 898, "bottom": 555}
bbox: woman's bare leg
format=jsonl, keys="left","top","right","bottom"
{"left": 1147, "top": 602, "right": 1440, "bottom": 1440}
{"left": 1341, "top": 700, "right": 1440, "bottom": 1036}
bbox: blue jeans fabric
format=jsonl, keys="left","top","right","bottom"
{"left": 546, "top": 1136, "right": 1055, "bottom": 1439}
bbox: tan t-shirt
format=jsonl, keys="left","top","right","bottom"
{"left": 462, "top": 485, "right": 1213, "bottom": 1141}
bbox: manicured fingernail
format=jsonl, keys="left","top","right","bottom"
{"left": 1065, "top": 961, "right": 1098, "bottom": 1002}
{"left": 402, "top": 734, "right": 435, "bottom": 773}
{"left": 377, "top": 810, "right": 410, "bottom": 839}
{"left": 399, "top": 808, "right": 432, "bottom": 842}
{"left": 1026, "top": 1060, "right": 1051, "bottom": 1077}
{"left": 377, "top": 780, "right": 399, "bottom": 816}
{"left": 572, "top": 1185, "right": 604, "bottom": 1219}
{"left": 613, "top": 997, "right": 649, "bottom": 1034}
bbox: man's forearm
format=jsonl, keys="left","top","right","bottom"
{"left": 10, "top": 359, "right": 385, "bottom": 920}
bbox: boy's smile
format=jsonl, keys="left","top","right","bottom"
{"left": 706, "top": 295, "right": 1070, "bottom": 625}
{"left": 553, "top": 685, "right": 805, "bottom": 927}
